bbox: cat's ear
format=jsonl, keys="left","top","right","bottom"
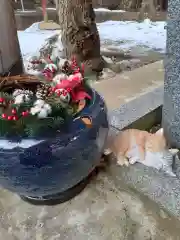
{"left": 169, "top": 148, "right": 179, "bottom": 155}
{"left": 155, "top": 128, "right": 163, "bottom": 136}
{"left": 104, "top": 148, "right": 112, "bottom": 155}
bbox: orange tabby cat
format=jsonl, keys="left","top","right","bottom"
{"left": 104, "top": 128, "right": 178, "bottom": 176}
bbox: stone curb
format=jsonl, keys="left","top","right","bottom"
{"left": 109, "top": 86, "right": 163, "bottom": 130}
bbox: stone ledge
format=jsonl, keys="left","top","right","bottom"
{"left": 109, "top": 161, "right": 180, "bottom": 221}
{"left": 93, "top": 60, "right": 164, "bottom": 109}
{"left": 109, "top": 86, "right": 163, "bottom": 130}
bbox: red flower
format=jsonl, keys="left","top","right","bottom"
{"left": 55, "top": 72, "right": 91, "bottom": 102}
{"left": 74, "top": 90, "right": 91, "bottom": 101}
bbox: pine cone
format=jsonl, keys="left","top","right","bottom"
{"left": 36, "top": 84, "right": 51, "bottom": 99}
{"left": 61, "top": 61, "right": 73, "bottom": 75}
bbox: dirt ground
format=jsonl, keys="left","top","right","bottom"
{"left": 100, "top": 45, "right": 164, "bottom": 80}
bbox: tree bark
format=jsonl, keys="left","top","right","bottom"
{"left": 138, "top": 0, "right": 156, "bottom": 20}
{"left": 56, "top": 0, "right": 104, "bottom": 74}
{"left": 0, "top": 0, "right": 23, "bottom": 76}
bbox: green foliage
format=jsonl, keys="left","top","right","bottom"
{"left": 0, "top": 90, "right": 75, "bottom": 138}
{"left": 0, "top": 58, "right": 91, "bottom": 138}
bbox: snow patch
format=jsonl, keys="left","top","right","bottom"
{"left": 95, "top": 8, "right": 126, "bottom": 12}
{"left": 98, "top": 20, "right": 166, "bottom": 52}
{"left": 18, "top": 22, "right": 61, "bottom": 59}
{"left": 18, "top": 19, "right": 166, "bottom": 63}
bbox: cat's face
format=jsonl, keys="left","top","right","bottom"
{"left": 145, "top": 130, "right": 167, "bottom": 152}
{"left": 143, "top": 148, "right": 178, "bottom": 176}
{"left": 144, "top": 128, "right": 179, "bottom": 176}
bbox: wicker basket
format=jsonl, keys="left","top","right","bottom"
{"left": 0, "top": 74, "right": 42, "bottom": 93}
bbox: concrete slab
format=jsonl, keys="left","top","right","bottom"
{"left": 0, "top": 171, "right": 180, "bottom": 240}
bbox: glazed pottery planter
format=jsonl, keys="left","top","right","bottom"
{"left": 0, "top": 88, "right": 109, "bottom": 203}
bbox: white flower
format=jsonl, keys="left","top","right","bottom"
{"left": 37, "top": 109, "right": 48, "bottom": 118}
{"left": 13, "top": 89, "right": 33, "bottom": 97}
{"left": 30, "top": 106, "right": 40, "bottom": 115}
{"left": 43, "top": 103, "right": 52, "bottom": 114}
{"left": 25, "top": 90, "right": 33, "bottom": 95}
{"left": 14, "top": 94, "right": 31, "bottom": 104}
{"left": 53, "top": 73, "right": 67, "bottom": 84}
{"left": 13, "top": 89, "right": 23, "bottom": 97}
{"left": 14, "top": 94, "right": 25, "bottom": 104}
{"left": 13, "top": 89, "right": 33, "bottom": 104}
{"left": 34, "top": 99, "right": 45, "bottom": 107}
{"left": 30, "top": 100, "right": 52, "bottom": 118}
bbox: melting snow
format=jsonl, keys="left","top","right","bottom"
{"left": 18, "top": 19, "right": 166, "bottom": 60}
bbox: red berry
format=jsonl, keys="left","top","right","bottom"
{"left": 11, "top": 109, "right": 16, "bottom": 114}
{"left": 7, "top": 116, "right": 13, "bottom": 120}
{"left": 22, "top": 111, "right": 29, "bottom": 117}
{"left": 0, "top": 98, "right": 4, "bottom": 103}
{"left": 2, "top": 113, "right": 6, "bottom": 119}
{"left": 13, "top": 116, "right": 18, "bottom": 121}
{"left": 50, "top": 87, "right": 55, "bottom": 92}
{"left": 56, "top": 90, "right": 61, "bottom": 96}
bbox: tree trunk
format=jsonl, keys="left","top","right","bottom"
{"left": 138, "top": 0, "right": 156, "bottom": 20}
{"left": 120, "top": 0, "right": 140, "bottom": 10}
{"left": 56, "top": 0, "right": 104, "bottom": 75}
{"left": 0, "top": 0, "right": 23, "bottom": 76}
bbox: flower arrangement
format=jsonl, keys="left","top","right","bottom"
{"left": 0, "top": 57, "right": 91, "bottom": 138}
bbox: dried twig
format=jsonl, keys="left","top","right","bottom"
{"left": 0, "top": 74, "right": 41, "bottom": 91}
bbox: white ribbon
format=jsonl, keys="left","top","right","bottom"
{"left": 0, "top": 139, "right": 44, "bottom": 150}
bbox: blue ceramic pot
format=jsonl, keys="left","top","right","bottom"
{"left": 0, "top": 88, "right": 109, "bottom": 200}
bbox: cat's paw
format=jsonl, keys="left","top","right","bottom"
{"left": 116, "top": 154, "right": 130, "bottom": 167}
{"left": 117, "top": 158, "right": 129, "bottom": 166}
{"left": 129, "top": 156, "right": 139, "bottom": 165}
{"left": 124, "top": 159, "right": 130, "bottom": 166}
